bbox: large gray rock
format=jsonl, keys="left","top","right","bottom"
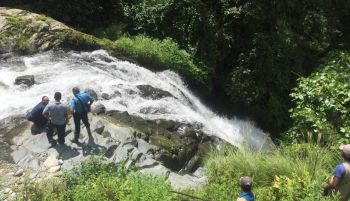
{"left": 135, "top": 155, "right": 158, "bottom": 168}
{"left": 0, "top": 7, "right": 102, "bottom": 54}
{"left": 10, "top": 147, "right": 28, "bottom": 163}
{"left": 137, "top": 138, "right": 155, "bottom": 154}
{"left": 14, "top": 75, "right": 34, "bottom": 86}
{"left": 114, "top": 145, "right": 133, "bottom": 165}
{"left": 167, "top": 172, "right": 208, "bottom": 190}
{"left": 22, "top": 133, "right": 51, "bottom": 153}
{"left": 140, "top": 164, "right": 170, "bottom": 178}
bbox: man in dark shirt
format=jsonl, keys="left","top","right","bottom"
{"left": 26, "top": 96, "right": 50, "bottom": 134}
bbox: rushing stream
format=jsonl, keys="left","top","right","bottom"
{"left": 0, "top": 50, "right": 271, "bottom": 149}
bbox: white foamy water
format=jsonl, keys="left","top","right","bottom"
{"left": 0, "top": 50, "right": 271, "bottom": 149}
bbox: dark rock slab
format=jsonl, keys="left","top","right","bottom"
{"left": 14, "top": 75, "right": 34, "bottom": 86}
{"left": 137, "top": 85, "right": 173, "bottom": 99}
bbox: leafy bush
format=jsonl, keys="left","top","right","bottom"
{"left": 287, "top": 51, "right": 350, "bottom": 143}
{"left": 113, "top": 35, "right": 209, "bottom": 86}
{"left": 19, "top": 158, "right": 175, "bottom": 201}
{"left": 197, "top": 143, "right": 340, "bottom": 201}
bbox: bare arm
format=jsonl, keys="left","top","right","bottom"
{"left": 42, "top": 105, "right": 50, "bottom": 120}
{"left": 323, "top": 176, "right": 340, "bottom": 190}
{"left": 42, "top": 111, "right": 50, "bottom": 119}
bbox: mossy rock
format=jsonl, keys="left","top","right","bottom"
{"left": 0, "top": 7, "right": 102, "bottom": 54}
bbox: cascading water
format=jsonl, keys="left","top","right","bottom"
{"left": 0, "top": 50, "right": 271, "bottom": 149}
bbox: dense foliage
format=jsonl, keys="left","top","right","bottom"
{"left": 197, "top": 144, "right": 341, "bottom": 201}
{"left": 2, "top": 0, "right": 349, "bottom": 136}
{"left": 120, "top": 0, "right": 350, "bottom": 135}
{"left": 287, "top": 51, "right": 350, "bottom": 143}
{"left": 112, "top": 35, "right": 209, "bottom": 85}
{"left": 19, "top": 158, "right": 176, "bottom": 201}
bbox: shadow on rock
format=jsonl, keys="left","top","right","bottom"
{"left": 53, "top": 144, "right": 79, "bottom": 161}
{"left": 82, "top": 137, "right": 107, "bottom": 156}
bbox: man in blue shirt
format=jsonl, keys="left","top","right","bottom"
{"left": 70, "top": 87, "right": 94, "bottom": 143}
{"left": 26, "top": 96, "right": 50, "bottom": 134}
{"left": 323, "top": 144, "right": 350, "bottom": 200}
{"left": 237, "top": 176, "right": 255, "bottom": 201}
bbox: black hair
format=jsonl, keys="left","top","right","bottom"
{"left": 72, "top": 87, "right": 80, "bottom": 94}
{"left": 54, "top": 92, "right": 61, "bottom": 101}
{"left": 343, "top": 152, "right": 350, "bottom": 162}
{"left": 241, "top": 183, "right": 252, "bottom": 192}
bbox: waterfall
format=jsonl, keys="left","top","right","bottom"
{"left": 0, "top": 50, "right": 271, "bottom": 149}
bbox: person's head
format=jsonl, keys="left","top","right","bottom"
{"left": 72, "top": 87, "right": 80, "bottom": 95}
{"left": 240, "top": 176, "right": 253, "bottom": 192}
{"left": 41, "top": 96, "right": 49, "bottom": 105}
{"left": 340, "top": 144, "right": 350, "bottom": 161}
{"left": 54, "top": 92, "right": 62, "bottom": 101}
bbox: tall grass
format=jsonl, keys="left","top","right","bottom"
{"left": 198, "top": 143, "right": 341, "bottom": 201}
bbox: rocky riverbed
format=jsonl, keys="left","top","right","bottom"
{"left": 0, "top": 105, "right": 224, "bottom": 200}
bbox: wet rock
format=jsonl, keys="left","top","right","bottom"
{"left": 85, "top": 88, "right": 98, "bottom": 100}
{"left": 14, "top": 75, "right": 34, "bottom": 86}
{"left": 101, "top": 93, "right": 110, "bottom": 100}
{"left": 137, "top": 85, "right": 173, "bottom": 99}
{"left": 92, "top": 103, "right": 106, "bottom": 114}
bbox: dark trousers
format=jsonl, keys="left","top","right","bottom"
{"left": 47, "top": 123, "right": 66, "bottom": 144}
{"left": 31, "top": 123, "right": 47, "bottom": 134}
{"left": 73, "top": 112, "right": 90, "bottom": 139}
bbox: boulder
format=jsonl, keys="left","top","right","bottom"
{"left": 14, "top": 75, "right": 34, "bottom": 86}
{"left": 101, "top": 93, "right": 110, "bottom": 100}
{"left": 137, "top": 85, "right": 173, "bottom": 99}
{"left": 92, "top": 103, "right": 106, "bottom": 114}
{"left": 0, "top": 7, "right": 102, "bottom": 54}
{"left": 167, "top": 172, "right": 208, "bottom": 190}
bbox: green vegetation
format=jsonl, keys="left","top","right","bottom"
{"left": 2, "top": 0, "right": 349, "bottom": 135}
{"left": 119, "top": 0, "right": 350, "bottom": 135}
{"left": 196, "top": 143, "right": 341, "bottom": 201}
{"left": 1, "top": 14, "right": 36, "bottom": 54}
{"left": 19, "top": 158, "right": 176, "bottom": 201}
{"left": 287, "top": 51, "right": 350, "bottom": 144}
{"left": 112, "top": 36, "right": 209, "bottom": 85}
{"left": 1, "top": 2, "right": 350, "bottom": 200}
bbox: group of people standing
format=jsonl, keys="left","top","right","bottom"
{"left": 26, "top": 88, "right": 350, "bottom": 201}
{"left": 26, "top": 87, "right": 94, "bottom": 146}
